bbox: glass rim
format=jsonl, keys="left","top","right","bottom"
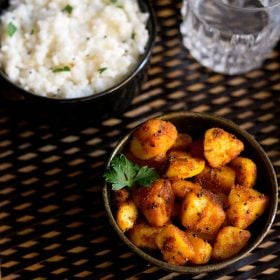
{"left": 210, "top": 0, "right": 280, "bottom": 12}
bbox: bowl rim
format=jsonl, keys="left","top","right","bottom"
{"left": 0, "top": 0, "right": 157, "bottom": 103}
{"left": 103, "top": 111, "right": 278, "bottom": 274}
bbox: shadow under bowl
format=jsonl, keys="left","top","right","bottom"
{"left": 103, "top": 111, "right": 278, "bottom": 274}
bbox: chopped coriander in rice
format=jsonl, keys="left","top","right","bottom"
{"left": 98, "top": 67, "right": 107, "bottom": 74}
{"left": 6, "top": 22, "right": 17, "bottom": 37}
{"left": 52, "top": 66, "right": 71, "bottom": 73}
{"left": 0, "top": 0, "right": 149, "bottom": 99}
{"left": 62, "top": 4, "right": 73, "bottom": 15}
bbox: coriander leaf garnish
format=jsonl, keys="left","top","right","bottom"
{"left": 52, "top": 66, "right": 71, "bottom": 73}
{"left": 134, "top": 166, "right": 159, "bottom": 186}
{"left": 6, "top": 22, "right": 17, "bottom": 37}
{"left": 98, "top": 67, "right": 107, "bottom": 74}
{"left": 62, "top": 4, "right": 73, "bottom": 14}
{"left": 104, "top": 154, "right": 137, "bottom": 191}
{"left": 110, "top": 0, "right": 118, "bottom": 3}
{"left": 104, "top": 154, "right": 159, "bottom": 191}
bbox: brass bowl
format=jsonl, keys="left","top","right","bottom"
{"left": 103, "top": 111, "right": 278, "bottom": 273}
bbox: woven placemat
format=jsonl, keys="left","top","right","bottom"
{"left": 0, "top": 0, "right": 279, "bottom": 279}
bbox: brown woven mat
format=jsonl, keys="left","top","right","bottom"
{"left": 0, "top": 0, "right": 279, "bottom": 279}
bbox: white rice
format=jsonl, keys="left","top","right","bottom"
{"left": 0, "top": 0, "right": 149, "bottom": 99}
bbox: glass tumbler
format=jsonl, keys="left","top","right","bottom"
{"left": 180, "top": 0, "right": 280, "bottom": 75}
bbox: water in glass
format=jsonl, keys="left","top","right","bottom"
{"left": 181, "top": 0, "right": 280, "bottom": 74}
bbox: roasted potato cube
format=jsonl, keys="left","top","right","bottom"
{"left": 185, "top": 232, "right": 212, "bottom": 264}
{"left": 172, "top": 133, "right": 192, "bottom": 150}
{"left": 195, "top": 165, "right": 235, "bottom": 194}
{"left": 130, "top": 119, "right": 177, "bottom": 160}
{"left": 230, "top": 157, "right": 257, "bottom": 188}
{"left": 129, "top": 222, "right": 161, "bottom": 250}
{"left": 189, "top": 139, "right": 204, "bottom": 159}
{"left": 125, "top": 150, "right": 167, "bottom": 172}
{"left": 132, "top": 179, "right": 174, "bottom": 227}
{"left": 156, "top": 224, "right": 195, "bottom": 265}
{"left": 204, "top": 128, "right": 244, "bottom": 168}
{"left": 166, "top": 151, "right": 205, "bottom": 179}
{"left": 192, "top": 231, "right": 217, "bottom": 242}
{"left": 171, "top": 180, "right": 202, "bottom": 199}
{"left": 212, "top": 226, "right": 250, "bottom": 260}
{"left": 227, "top": 185, "right": 269, "bottom": 229}
{"left": 181, "top": 190, "right": 225, "bottom": 235}
{"left": 116, "top": 201, "right": 138, "bottom": 232}
{"left": 167, "top": 150, "right": 191, "bottom": 159}
{"left": 115, "top": 188, "right": 130, "bottom": 207}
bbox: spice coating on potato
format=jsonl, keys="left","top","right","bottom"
{"left": 129, "top": 222, "right": 161, "bottom": 250}
{"left": 155, "top": 224, "right": 195, "bottom": 265}
{"left": 185, "top": 232, "right": 212, "bottom": 264}
{"left": 195, "top": 165, "right": 235, "bottom": 194}
{"left": 181, "top": 190, "right": 226, "bottom": 235}
{"left": 230, "top": 157, "right": 257, "bottom": 188}
{"left": 212, "top": 226, "right": 251, "bottom": 260}
{"left": 132, "top": 179, "right": 174, "bottom": 227}
{"left": 204, "top": 128, "right": 244, "bottom": 168}
{"left": 171, "top": 180, "right": 202, "bottom": 199}
{"left": 116, "top": 201, "right": 138, "bottom": 232}
{"left": 130, "top": 119, "right": 178, "bottom": 160}
{"left": 227, "top": 185, "right": 269, "bottom": 229}
{"left": 166, "top": 151, "right": 205, "bottom": 179}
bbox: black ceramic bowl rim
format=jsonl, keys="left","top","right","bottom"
{"left": 0, "top": 0, "right": 156, "bottom": 103}
{"left": 103, "top": 111, "right": 278, "bottom": 274}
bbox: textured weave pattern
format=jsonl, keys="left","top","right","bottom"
{"left": 0, "top": 1, "right": 279, "bottom": 279}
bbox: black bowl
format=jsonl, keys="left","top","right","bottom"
{"left": 0, "top": 0, "right": 157, "bottom": 122}
{"left": 103, "top": 111, "right": 278, "bottom": 274}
